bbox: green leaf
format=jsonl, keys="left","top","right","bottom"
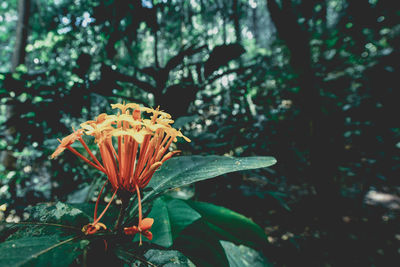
{"left": 0, "top": 202, "right": 91, "bottom": 266}
{"left": 149, "top": 156, "right": 276, "bottom": 196}
{"left": 4, "top": 202, "right": 89, "bottom": 240}
{"left": 166, "top": 199, "right": 202, "bottom": 239}
{"left": 27, "top": 202, "right": 91, "bottom": 228}
{"left": 139, "top": 198, "right": 201, "bottom": 247}
{"left": 185, "top": 200, "right": 268, "bottom": 249}
{"left": 0, "top": 236, "right": 84, "bottom": 267}
{"left": 115, "top": 247, "right": 195, "bottom": 267}
{"left": 265, "top": 191, "right": 291, "bottom": 211}
{"left": 144, "top": 249, "right": 195, "bottom": 267}
{"left": 220, "top": 241, "right": 273, "bottom": 267}
{"left": 173, "top": 220, "right": 229, "bottom": 267}
{"left": 67, "top": 185, "right": 91, "bottom": 204}
{"left": 128, "top": 156, "right": 276, "bottom": 220}
{"left": 147, "top": 198, "right": 173, "bottom": 247}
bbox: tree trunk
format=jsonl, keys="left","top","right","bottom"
{"left": 266, "top": 0, "right": 341, "bottom": 217}
{"left": 2, "top": 0, "right": 31, "bottom": 201}
{"left": 153, "top": 2, "right": 159, "bottom": 68}
{"left": 252, "top": 4, "right": 259, "bottom": 44}
{"left": 218, "top": 0, "right": 227, "bottom": 44}
{"left": 12, "top": 0, "right": 31, "bottom": 70}
{"left": 232, "top": 0, "right": 242, "bottom": 44}
{"left": 222, "top": 9, "right": 227, "bottom": 44}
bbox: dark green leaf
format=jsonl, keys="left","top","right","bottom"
{"left": 27, "top": 202, "right": 90, "bottom": 228}
{"left": 4, "top": 202, "right": 88, "bottom": 240}
{"left": 67, "top": 185, "right": 91, "bottom": 204}
{"left": 115, "top": 246, "right": 195, "bottom": 267}
{"left": 265, "top": 191, "right": 291, "bottom": 211}
{"left": 137, "top": 198, "right": 201, "bottom": 247}
{"left": 143, "top": 249, "right": 195, "bottom": 267}
{"left": 220, "top": 240, "right": 273, "bottom": 267}
{"left": 0, "top": 235, "right": 85, "bottom": 267}
{"left": 129, "top": 156, "right": 276, "bottom": 220}
{"left": 185, "top": 200, "right": 268, "bottom": 249}
{"left": 147, "top": 198, "right": 173, "bottom": 247}
{"left": 173, "top": 220, "right": 229, "bottom": 267}
{"left": 149, "top": 156, "right": 276, "bottom": 199}
{"left": 166, "top": 199, "right": 201, "bottom": 239}
{"left": 0, "top": 202, "right": 90, "bottom": 266}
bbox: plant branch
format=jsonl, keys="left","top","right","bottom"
{"left": 114, "top": 194, "right": 130, "bottom": 231}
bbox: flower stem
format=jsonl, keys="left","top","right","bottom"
{"left": 93, "top": 189, "right": 118, "bottom": 225}
{"left": 135, "top": 184, "right": 142, "bottom": 224}
{"left": 114, "top": 194, "right": 130, "bottom": 231}
{"left": 135, "top": 184, "right": 143, "bottom": 245}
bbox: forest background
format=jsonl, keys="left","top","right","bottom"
{"left": 0, "top": 0, "right": 399, "bottom": 265}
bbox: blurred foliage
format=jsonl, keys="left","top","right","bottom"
{"left": 0, "top": 0, "right": 399, "bottom": 265}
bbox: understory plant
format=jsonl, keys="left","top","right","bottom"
{"left": 0, "top": 102, "right": 276, "bottom": 267}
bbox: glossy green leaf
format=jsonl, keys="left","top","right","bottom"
{"left": 147, "top": 198, "right": 173, "bottom": 247}
{"left": 128, "top": 155, "right": 276, "bottom": 220}
{"left": 220, "top": 241, "right": 273, "bottom": 267}
{"left": 170, "top": 200, "right": 270, "bottom": 266}
{"left": 144, "top": 249, "right": 195, "bottom": 266}
{"left": 139, "top": 198, "right": 201, "bottom": 247}
{"left": 0, "top": 236, "right": 84, "bottom": 267}
{"left": 173, "top": 220, "right": 229, "bottom": 267}
{"left": 149, "top": 156, "right": 276, "bottom": 197}
{"left": 0, "top": 203, "right": 90, "bottom": 267}
{"left": 27, "top": 202, "right": 91, "bottom": 228}
{"left": 167, "top": 199, "right": 202, "bottom": 240}
{"left": 4, "top": 203, "right": 88, "bottom": 241}
{"left": 115, "top": 247, "right": 195, "bottom": 267}
{"left": 185, "top": 200, "right": 268, "bottom": 249}
{"left": 67, "top": 185, "right": 91, "bottom": 204}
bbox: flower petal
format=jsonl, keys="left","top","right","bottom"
{"left": 124, "top": 226, "right": 140, "bottom": 236}
{"left": 51, "top": 129, "right": 83, "bottom": 158}
{"left": 139, "top": 217, "right": 154, "bottom": 230}
{"left": 143, "top": 230, "right": 153, "bottom": 241}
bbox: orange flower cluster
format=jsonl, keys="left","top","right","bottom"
{"left": 51, "top": 103, "right": 190, "bottom": 243}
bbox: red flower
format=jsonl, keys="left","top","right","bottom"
{"left": 82, "top": 222, "right": 107, "bottom": 235}
{"left": 51, "top": 103, "right": 190, "bottom": 241}
{"left": 124, "top": 217, "right": 154, "bottom": 243}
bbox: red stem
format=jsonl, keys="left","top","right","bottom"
{"left": 135, "top": 184, "right": 143, "bottom": 245}
{"left": 67, "top": 146, "right": 103, "bottom": 172}
{"left": 93, "top": 189, "right": 118, "bottom": 225}
{"left": 79, "top": 137, "right": 106, "bottom": 173}
{"left": 94, "top": 180, "right": 108, "bottom": 220}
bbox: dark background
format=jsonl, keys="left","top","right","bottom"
{"left": 0, "top": 0, "right": 399, "bottom": 265}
